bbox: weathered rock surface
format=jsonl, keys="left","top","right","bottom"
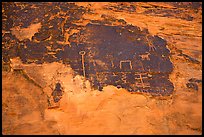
{"left": 2, "top": 2, "right": 202, "bottom": 135}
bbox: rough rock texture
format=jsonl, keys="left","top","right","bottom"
{"left": 2, "top": 2, "right": 202, "bottom": 135}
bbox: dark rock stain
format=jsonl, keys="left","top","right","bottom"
{"left": 2, "top": 2, "right": 175, "bottom": 96}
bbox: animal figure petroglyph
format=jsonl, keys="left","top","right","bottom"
{"left": 139, "top": 52, "right": 151, "bottom": 60}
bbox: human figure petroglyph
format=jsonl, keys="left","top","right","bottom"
{"left": 51, "top": 82, "right": 64, "bottom": 103}
{"left": 60, "top": 16, "right": 68, "bottom": 34}
{"left": 146, "top": 35, "right": 156, "bottom": 52}
{"left": 111, "top": 60, "right": 115, "bottom": 68}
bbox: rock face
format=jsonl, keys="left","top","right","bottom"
{"left": 66, "top": 23, "right": 174, "bottom": 95}
{"left": 2, "top": 2, "right": 174, "bottom": 95}
{"left": 2, "top": 2, "right": 202, "bottom": 135}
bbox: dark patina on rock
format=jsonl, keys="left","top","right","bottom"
{"left": 2, "top": 2, "right": 174, "bottom": 95}
{"left": 64, "top": 23, "right": 174, "bottom": 95}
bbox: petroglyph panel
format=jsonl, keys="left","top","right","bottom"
{"left": 2, "top": 2, "right": 174, "bottom": 95}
